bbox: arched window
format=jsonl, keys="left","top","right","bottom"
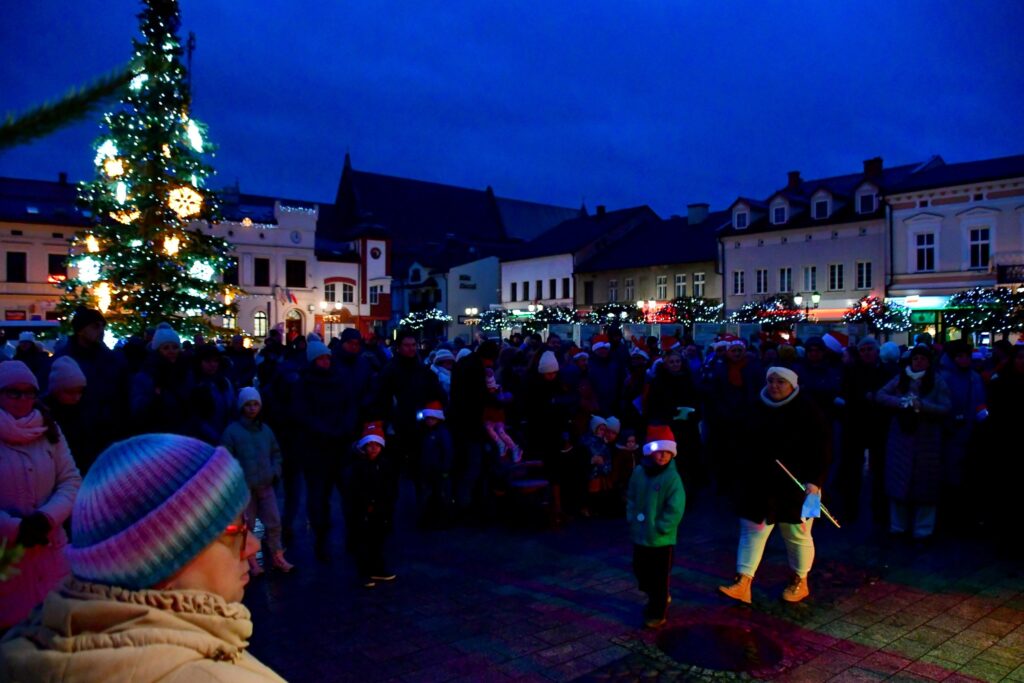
{"left": 253, "top": 311, "right": 268, "bottom": 338}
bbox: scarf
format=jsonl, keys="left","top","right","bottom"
{"left": 905, "top": 366, "right": 926, "bottom": 380}
{"left": 760, "top": 385, "right": 801, "bottom": 408}
{"left": 0, "top": 408, "right": 48, "bottom": 445}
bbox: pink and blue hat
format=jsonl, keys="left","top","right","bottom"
{"left": 67, "top": 434, "right": 249, "bottom": 590}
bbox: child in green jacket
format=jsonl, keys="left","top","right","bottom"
{"left": 626, "top": 424, "right": 686, "bottom": 628}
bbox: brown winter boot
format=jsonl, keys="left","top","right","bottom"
{"left": 718, "top": 574, "right": 753, "bottom": 604}
{"left": 781, "top": 574, "right": 809, "bottom": 603}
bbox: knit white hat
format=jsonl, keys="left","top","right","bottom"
{"left": 150, "top": 325, "right": 180, "bottom": 350}
{"left": 433, "top": 349, "right": 455, "bottom": 365}
{"left": 537, "top": 350, "right": 559, "bottom": 374}
{"left": 589, "top": 415, "right": 607, "bottom": 435}
{"left": 0, "top": 360, "right": 38, "bottom": 390}
{"left": 48, "top": 356, "right": 87, "bottom": 393}
{"left": 237, "top": 386, "right": 261, "bottom": 410}
{"left": 605, "top": 416, "right": 621, "bottom": 434}
{"left": 456, "top": 348, "right": 472, "bottom": 362}
{"left": 766, "top": 366, "right": 799, "bottom": 388}
{"left": 307, "top": 341, "right": 331, "bottom": 363}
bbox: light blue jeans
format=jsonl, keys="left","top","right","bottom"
{"left": 736, "top": 518, "right": 815, "bottom": 578}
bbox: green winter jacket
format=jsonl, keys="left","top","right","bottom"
{"left": 222, "top": 418, "right": 282, "bottom": 488}
{"left": 626, "top": 462, "right": 686, "bottom": 547}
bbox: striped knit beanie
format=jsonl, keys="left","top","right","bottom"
{"left": 67, "top": 434, "right": 249, "bottom": 590}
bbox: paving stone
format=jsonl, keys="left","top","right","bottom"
{"left": 858, "top": 650, "right": 912, "bottom": 675}
{"left": 904, "top": 626, "right": 955, "bottom": 647}
{"left": 955, "top": 658, "right": 1014, "bottom": 683}
{"left": 927, "top": 641, "right": 983, "bottom": 666}
{"left": 826, "top": 667, "right": 888, "bottom": 682}
{"left": 927, "top": 615, "right": 978, "bottom": 635}
{"left": 948, "top": 629, "right": 999, "bottom": 650}
{"left": 903, "top": 659, "right": 957, "bottom": 681}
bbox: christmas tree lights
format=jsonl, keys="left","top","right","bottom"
{"left": 57, "top": 0, "right": 237, "bottom": 338}
{"left": 398, "top": 309, "right": 453, "bottom": 330}
{"left": 842, "top": 296, "right": 910, "bottom": 333}
{"left": 943, "top": 287, "right": 1018, "bottom": 334}
{"left": 670, "top": 297, "right": 724, "bottom": 325}
{"left": 729, "top": 295, "right": 806, "bottom": 330}
{"left": 481, "top": 308, "right": 512, "bottom": 333}
{"left": 584, "top": 302, "right": 644, "bottom": 324}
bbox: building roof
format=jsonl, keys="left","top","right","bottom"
{"left": 325, "top": 154, "right": 582, "bottom": 272}
{"left": 505, "top": 205, "right": 660, "bottom": 262}
{"left": 719, "top": 157, "right": 940, "bottom": 237}
{"left": 576, "top": 209, "right": 730, "bottom": 272}
{"left": 886, "top": 153, "right": 1024, "bottom": 194}
{"left": 494, "top": 197, "right": 583, "bottom": 242}
{"left": 0, "top": 176, "right": 90, "bottom": 227}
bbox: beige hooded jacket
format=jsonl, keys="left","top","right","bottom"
{"left": 0, "top": 579, "right": 286, "bottom": 682}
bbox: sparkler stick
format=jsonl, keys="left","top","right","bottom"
{"left": 775, "top": 459, "right": 841, "bottom": 528}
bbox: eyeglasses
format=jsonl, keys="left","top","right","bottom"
{"left": 1, "top": 388, "right": 38, "bottom": 400}
{"left": 221, "top": 521, "right": 249, "bottom": 559}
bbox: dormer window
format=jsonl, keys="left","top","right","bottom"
{"left": 772, "top": 205, "right": 787, "bottom": 225}
{"left": 857, "top": 192, "right": 876, "bottom": 214}
{"left": 813, "top": 199, "right": 829, "bottom": 220}
{"left": 734, "top": 211, "right": 748, "bottom": 229}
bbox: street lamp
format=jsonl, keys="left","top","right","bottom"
{"left": 464, "top": 307, "right": 480, "bottom": 339}
{"left": 793, "top": 291, "right": 821, "bottom": 320}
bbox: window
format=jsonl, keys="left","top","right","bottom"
{"left": 562, "top": 277, "right": 570, "bottom": 299}
{"left": 858, "top": 193, "right": 876, "bottom": 214}
{"left": 813, "top": 199, "right": 829, "bottom": 220}
{"left": 254, "top": 257, "right": 270, "bottom": 287}
{"left": 324, "top": 283, "right": 336, "bottom": 302}
{"left": 732, "top": 271, "right": 745, "bottom": 295}
{"left": 779, "top": 267, "right": 792, "bottom": 293}
{"left": 223, "top": 315, "right": 236, "bottom": 330}
{"left": 549, "top": 278, "right": 557, "bottom": 300}
{"left": 755, "top": 269, "right": 768, "bottom": 294}
{"left": 803, "top": 266, "right": 817, "bottom": 292}
{"left": 47, "top": 254, "right": 66, "bottom": 282}
{"left": 772, "top": 205, "right": 786, "bottom": 225}
{"left": 969, "top": 227, "right": 990, "bottom": 269}
{"left": 285, "top": 260, "right": 306, "bottom": 288}
{"left": 828, "top": 263, "right": 844, "bottom": 291}
{"left": 223, "top": 257, "right": 239, "bottom": 285}
{"left": 915, "top": 233, "right": 935, "bottom": 272}
{"left": 856, "top": 261, "right": 872, "bottom": 289}
{"left": 608, "top": 279, "right": 618, "bottom": 303}
{"left": 536, "top": 280, "right": 543, "bottom": 301}
{"left": 253, "top": 311, "right": 268, "bottom": 338}
{"left": 6, "top": 252, "right": 26, "bottom": 283}
{"left": 735, "top": 212, "right": 748, "bottom": 229}
{"left": 674, "top": 274, "right": 687, "bottom": 297}
{"left": 522, "top": 281, "right": 529, "bottom": 301}
{"left": 341, "top": 283, "right": 354, "bottom": 303}
{"left": 509, "top": 281, "right": 517, "bottom": 302}
{"left": 693, "top": 273, "right": 706, "bottom": 297}
{"left": 624, "top": 277, "right": 635, "bottom": 301}
{"left": 369, "top": 285, "right": 380, "bottom": 305}
{"left": 656, "top": 275, "right": 668, "bottom": 300}
{"left": 583, "top": 281, "right": 594, "bottom": 305}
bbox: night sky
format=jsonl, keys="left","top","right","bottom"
{"left": 2, "top": 1, "right": 1023, "bottom": 217}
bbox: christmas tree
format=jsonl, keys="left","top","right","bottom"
{"left": 58, "top": 0, "right": 237, "bottom": 338}
{"left": 842, "top": 295, "right": 910, "bottom": 334}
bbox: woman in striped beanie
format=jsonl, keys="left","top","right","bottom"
{"left": 0, "top": 433, "right": 286, "bottom": 682}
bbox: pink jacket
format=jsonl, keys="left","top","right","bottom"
{"left": 0, "top": 411, "right": 81, "bottom": 628}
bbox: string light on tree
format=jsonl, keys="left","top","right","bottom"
{"left": 94, "top": 282, "right": 112, "bottom": 313}
{"left": 57, "top": 0, "right": 236, "bottom": 338}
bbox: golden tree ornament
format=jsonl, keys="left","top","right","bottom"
{"left": 85, "top": 235, "right": 100, "bottom": 253}
{"left": 94, "top": 282, "right": 112, "bottom": 313}
{"left": 103, "top": 158, "right": 125, "bottom": 178}
{"left": 109, "top": 209, "right": 140, "bottom": 224}
{"left": 163, "top": 235, "right": 181, "bottom": 256}
{"left": 167, "top": 186, "right": 203, "bottom": 219}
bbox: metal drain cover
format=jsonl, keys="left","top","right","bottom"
{"left": 656, "top": 623, "right": 784, "bottom": 672}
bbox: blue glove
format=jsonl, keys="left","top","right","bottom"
{"left": 801, "top": 493, "right": 821, "bottom": 521}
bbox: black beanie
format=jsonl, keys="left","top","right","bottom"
{"left": 72, "top": 307, "right": 106, "bottom": 333}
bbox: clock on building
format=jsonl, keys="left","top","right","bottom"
{"left": 370, "top": 247, "right": 382, "bottom": 259}
{"left": 290, "top": 230, "right": 302, "bottom": 244}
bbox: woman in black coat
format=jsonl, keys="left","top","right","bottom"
{"left": 646, "top": 351, "right": 704, "bottom": 489}
{"left": 719, "top": 366, "right": 830, "bottom": 605}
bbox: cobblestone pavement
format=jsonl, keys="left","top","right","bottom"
{"left": 244, "top": 483, "right": 1024, "bottom": 682}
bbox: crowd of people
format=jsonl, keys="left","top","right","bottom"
{"left": 1, "top": 304, "right": 1023, "bottom": 676}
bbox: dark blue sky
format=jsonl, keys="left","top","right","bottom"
{"left": 2, "top": 1, "right": 1023, "bottom": 217}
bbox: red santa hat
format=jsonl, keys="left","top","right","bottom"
{"left": 823, "top": 331, "right": 849, "bottom": 354}
{"left": 643, "top": 424, "right": 677, "bottom": 457}
{"left": 419, "top": 400, "right": 445, "bottom": 421}
{"left": 356, "top": 421, "right": 386, "bottom": 449}
{"left": 660, "top": 336, "right": 682, "bottom": 353}
{"left": 570, "top": 348, "right": 589, "bottom": 362}
{"left": 590, "top": 334, "right": 611, "bottom": 352}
